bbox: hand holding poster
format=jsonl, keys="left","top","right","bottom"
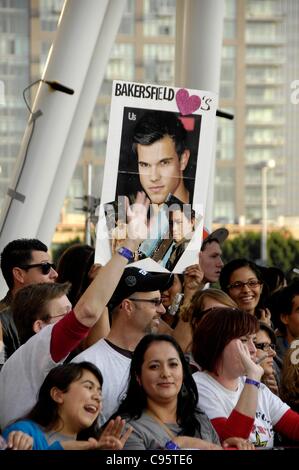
{"left": 95, "top": 80, "right": 218, "bottom": 273}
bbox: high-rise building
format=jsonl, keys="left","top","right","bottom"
{"left": 215, "top": 0, "right": 286, "bottom": 225}
{"left": 0, "top": 0, "right": 298, "bottom": 242}
{"left": 0, "top": 0, "right": 29, "bottom": 214}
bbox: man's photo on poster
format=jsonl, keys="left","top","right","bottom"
{"left": 116, "top": 107, "right": 201, "bottom": 206}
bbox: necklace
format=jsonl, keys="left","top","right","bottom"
{"left": 145, "top": 409, "right": 177, "bottom": 440}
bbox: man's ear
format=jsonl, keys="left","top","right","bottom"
{"left": 12, "top": 267, "right": 26, "bottom": 285}
{"left": 179, "top": 149, "right": 190, "bottom": 171}
{"left": 280, "top": 312, "right": 289, "bottom": 327}
{"left": 32, "top": 319, "right": 45, "bottom": 334}
{"left": 122, "top": 298, "right": 134, "bottom": 318}
{"left": 50, "top": 387, "right": 64, "bottom": 404}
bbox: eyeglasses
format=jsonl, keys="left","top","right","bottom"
{"left": 254, "top": 342, "right": 276, "bottom": 352}
{"left": 227, "top": 279, "right": 262, "bottom": 290}
{"left": 129, "top": 298, "right": 163, "bottom": 307}
{"left": 18, "top": 262, "right": 56, "bottom": 275}
{"left": 50, "top": 312, "right": 69, "bottom": 320}
{"left": 48, "top": 312, "right": 69, "bottom": 322}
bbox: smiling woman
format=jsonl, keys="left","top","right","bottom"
{"left": 3, "top": 362, "right": 132, "bottom": 450}
{"left": 109, "top": 334, "right": 254, "bottom": 450}
{"left": 219, "top": 258, "right": 271, "bottom": 324}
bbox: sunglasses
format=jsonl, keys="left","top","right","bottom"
{"left": 18, "top": 262, "right": 56, "bottom": 275}
{"left": 129, "top": 298, "right": 163, "bottom": 307}
{"left": 254, "top": 342, "right": 276, "bottom": 352}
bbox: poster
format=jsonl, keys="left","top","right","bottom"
{"left": 95, "top": 80, "right": 217, "bottom": 273}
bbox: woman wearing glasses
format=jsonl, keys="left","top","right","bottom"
{"left": 192, "top": 307, "right": 299, "bottom": 449}
{"left": 255, "top": 321, "right": 279, "bottom": 395}
{"left": 219, "top": 259, "right": 271, "bottom": 326}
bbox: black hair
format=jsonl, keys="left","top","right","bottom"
{"left": 112, "top": 334, "right": 201, "bottom": 437}
{"left": 26, "top": 362, "right": 103, "bottom": 440}
{"left": 132, "top": 110, "right": 188, "bottom": 158}
{"left": 201, "top": 237, "right": 220, "bottom": 252}
{"left": 0, "top": 239, "right": 48, "bottom": 289}
{"left": 268, "top": 279, "right": 299, "bottom": 334}
{"left": 258, "top": 266, "right": 286, "bottom": 295}
{"left": 57, "top": 244, "right": 95, "bottom": 305}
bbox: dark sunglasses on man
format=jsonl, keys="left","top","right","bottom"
{"left": 18, "top": 262, "right": 56, "bottom": 275}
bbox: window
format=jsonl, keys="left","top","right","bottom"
{"left": 39, "top": 0, "right": 63, "bottom": 31}
{"left": 118, "top": 0, "right": 135, "bottom": 35}
{"left": 143, "top": 0, "right": 175, "bottom": 37}
{"left": 223, "top": 0, "right": 236, "bottom": 39}
{"left": 143, "top": 44, "right": 174, "bottom": 83}
{"left": 220, "top": 46, "right": 236, "bottom": 100}
{"left": 216, "top": 116, "right": 235, "bottom": 161}
{"left": 106, "top": 44, "right": 135, "bottom": 81}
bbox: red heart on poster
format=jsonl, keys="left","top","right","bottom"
{"left": 176, "top": 88, "right": 201, "bottom": 115}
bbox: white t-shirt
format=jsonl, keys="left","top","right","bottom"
{"left": 71, "top": 339, "right": 131, "bottom": 421}
{"left": 0, "top": 325, "right": 58, "bottom": 430}
{"left": 193, "top": 371, "right": 289, "bottom": 449}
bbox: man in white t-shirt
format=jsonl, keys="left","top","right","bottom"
{"left": 0, "top": 192, "right": 149, "bottom": 429}
{"left": 72, "top": 267, "right": 173, "bottom": 421}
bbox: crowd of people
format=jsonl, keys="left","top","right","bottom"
{"left": 1, "top": 190, "right": 299, "bottom": 451}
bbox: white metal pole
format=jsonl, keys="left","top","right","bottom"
{"left": 85, "top": 162, "right": 92, "bottom": 246}
{"left": 261, "top": 166, "right": 268, "bottom": 265}
{"left": 0, "top": 0, "right": 110, "bottom": 296}
{"left": 37, "top": 0, "right": 126, "bottom": 246}
{"left": 175, "top": 0, "right": 225, "bottom": 231}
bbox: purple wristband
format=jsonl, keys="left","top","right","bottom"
{"left": 245, "top": 378, "right": 260, "bottom": 388}
{"left": 117, "top": 246, "right": 134, "bottom": 262}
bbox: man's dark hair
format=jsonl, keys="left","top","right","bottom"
{"left": 133, "top": 110, "right": 188, "bottom": 158}
{"left": 12, "top": 282, "right": 70, "bottom": 345}
{"left": 201, "top": 237, "right": 220, "bottom": 252}
{"left": 268, "top": 279, "right": 299, "bottom": 334}
{"left": 0, "top": 239, "right": 48, "bottom": 289}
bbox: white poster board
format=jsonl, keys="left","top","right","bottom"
{"left": 95, "top": 80, "right": 217, "bottom": 273}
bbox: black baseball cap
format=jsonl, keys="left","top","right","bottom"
{"left": 108, "top": 267, "right": 174, "bottom": 312}
{"left": 201, "top": 227, "right": 229, "bottom": 249}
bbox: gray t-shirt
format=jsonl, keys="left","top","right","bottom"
{"left": 123, "top": 409, "right": 220, "bottom": 450}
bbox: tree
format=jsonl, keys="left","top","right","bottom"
{"left": 222, "top": 231, "right": 299, "bottom": 274}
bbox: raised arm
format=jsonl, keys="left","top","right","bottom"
{"left": 73, "top": 192, "right": 149, "bottom": 327}
{"left": 50, "top": 193, "right": 149, "bottom": 362}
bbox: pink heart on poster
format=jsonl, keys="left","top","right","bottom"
{"left": 176, "top": 88, "right": 201, "bottom": 116}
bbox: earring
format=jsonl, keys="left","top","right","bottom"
{"left": 180, "top": 383, "right": 188, "bottom": 398}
